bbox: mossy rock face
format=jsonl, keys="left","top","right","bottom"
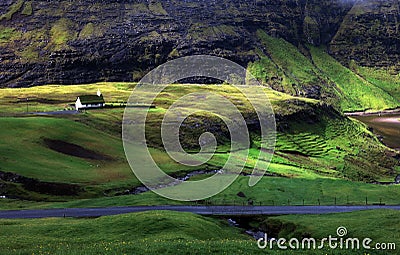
{"left": 0, "top": 0, "right": 354, "bottom": 88}
{"left": 303, "top": 16, "right": 320, "bottom": 45}
{"left": 0, "top": 26, "right": 20, "bottom": 43}
{"left": 79, "top": 23, "right": 104, "bottom": 39}
{"left": 0, "top": 0, "right": 25, "bottom": 21}
{"left": 330, "top": 0, "right": 400, "bottom": 68}
{"left": 21, "top": 1, "right": 33, "bottom": 16}
{"left": 49, "top": 18, "right": 77, "bottom": 49}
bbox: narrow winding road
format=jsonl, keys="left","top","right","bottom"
{"left": 1, "top": 205, "right": 400, "bottom": 219}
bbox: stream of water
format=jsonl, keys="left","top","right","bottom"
{"left": 352, "top": 113, "right": 400, "bottom": 151}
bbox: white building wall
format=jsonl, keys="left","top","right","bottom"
{"left": 75, "top": 97, "right": 83, "bottom": 110}
{"left": 75, "top": 97, "right": 105, "bottom": 110}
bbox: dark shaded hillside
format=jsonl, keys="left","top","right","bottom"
{"left": 330, "top": 0, "right": 400, "bottom": 67}
{"left": 0, "top": 0, "right": 355, "bottom": 87}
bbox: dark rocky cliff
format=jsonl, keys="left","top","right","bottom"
{"left": 330, "top": 0, "right": 400, "bottom": 67}
{"left": 0, "top": 0, "right": 398, "bottom": 88}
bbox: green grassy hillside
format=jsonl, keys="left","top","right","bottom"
{"left": 0, "top": 117, "right": 128, "bottom": 184}
{"left": 354, "top": 65, "right": 400, "bottom": 102}
{"left": 0, "top": 117, "right": 135, "bottom": 200}
{"left": 309, "top": 46, "right": 399, "bottom": 111}
{"left": 38, "top": 177, "right": 400, "bottom": 209}
{"left": 0, "top": 211, "right": 254, "bottom": 255}
{"left": 0, "top": 116, "right": 218, "bottom": 200}
{"left": 0, "top": 210, "right": 397, "bottom": 254}
{"left": 0, "top": 83, "right": 399, "bottom": 205}
{"left": 264, "top": 209, "right": 400, "bottom": 245}
{"left": 251, "top": 30, "right": 330, "bottom": 98}
{"left": 248, "top": 30, "right": 400, "bottom": 112}
{"left": 0, "top": 82, "right": 132, "bottom": 114}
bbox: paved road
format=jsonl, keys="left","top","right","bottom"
{"left": 1, "top": 205, "right": 400, "bottom": 219}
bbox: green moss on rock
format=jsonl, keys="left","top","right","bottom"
{"left": 0, "top": 0, "right": 25, "bottom": 21}
{"left": 49, "top": 18, "right": 77, "bottom": 49}
{"left": 79, "top": 23, "right": 104, "bottom": 39}
{"left": 0, "top": 27, "right": 20, "bottom": 43}
{"left": 21, "top": 1, "right": 33, "bottom": 16}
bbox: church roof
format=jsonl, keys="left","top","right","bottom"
{"left": 78, "top": 95, "right": 105, "bottom": 104}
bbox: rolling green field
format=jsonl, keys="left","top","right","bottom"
{"left": 0, "top": 116, "right": 216, "bottom": 201}
{"left": 0, "top": 83, "right": 133, "bottom": 114}
{"left": 0, "top": 77, "right": 399, "bottom": 255}
{"left": 267, "top": 209, "right": 400, "bottom": 244}
{"left": 0, "top": 1, "right": 399, "bottom": 254}
{"left": 0, "top": 61, "right": 399, "bottom": 254}
{"left": 0, "top": 210, "right": 397, "bottom": 254}
{"left": 22, "top": 177, "right": 400, "bottom": 210}
{"left": 0, "top": 83, "right": 399, "bottom": 209}
{"left": 0, "top": 211, "right": 253, "bottom": 255}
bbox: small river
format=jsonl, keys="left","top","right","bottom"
{"left": 352, "top": 113, "right": 400, "bottom": 151}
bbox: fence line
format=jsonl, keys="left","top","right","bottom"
{"left": 191, "top": 196, "right": 392, "bottom": 206}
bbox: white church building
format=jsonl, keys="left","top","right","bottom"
{"left": 75, "top": 89, "right": 105, "bottom": 110}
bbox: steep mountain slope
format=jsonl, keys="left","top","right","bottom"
{"left": 249, "top": 31, "right": 399, "bottom": 111}
{"left": 0, "top": 0, "right": 399, "bottom": 111}
{"left": 0, "top": 0, "right": 354, "bottom": 87}
{"left": 330, "top": 0, "right": 400, "bottom": 68}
